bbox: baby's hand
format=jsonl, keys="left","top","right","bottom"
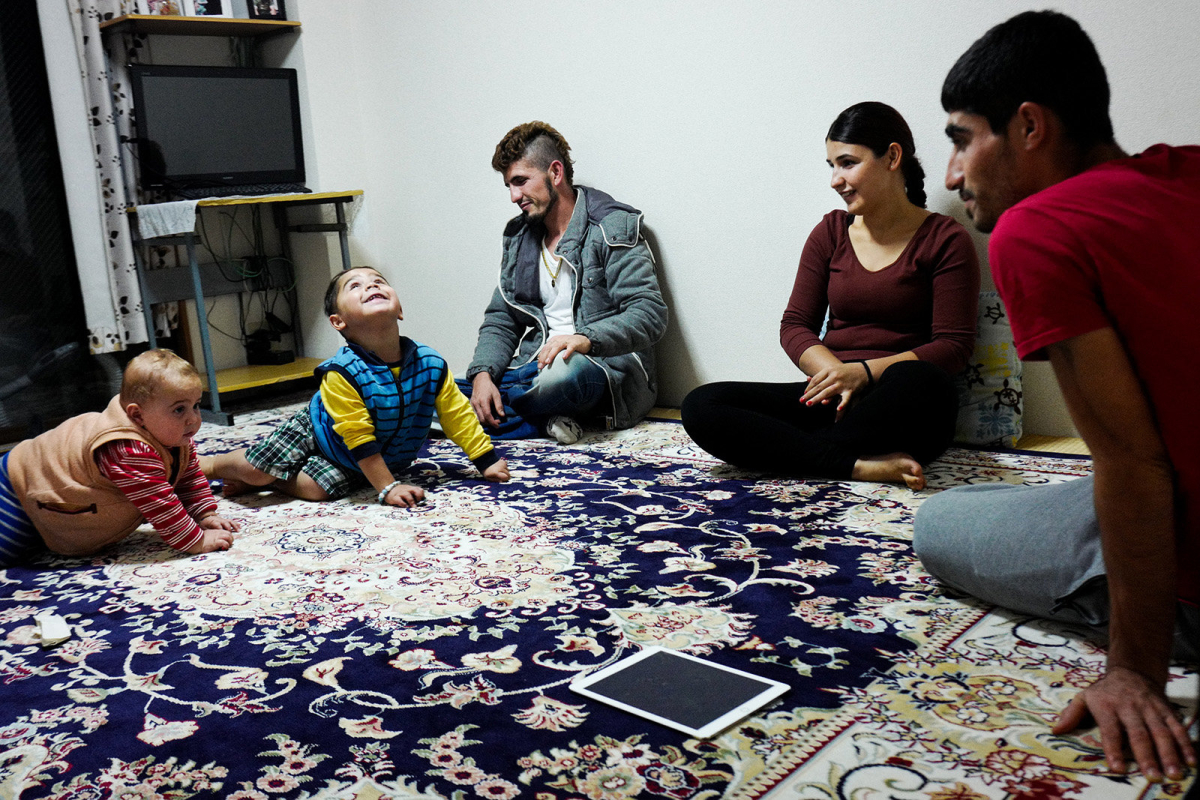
{"left": 385, "top": 483, "right": 425, "bottom": 508}
{"left": 200, "top": 514, "right": 241, "bottom": 532}
{"left": 483, "top": 458, "right": 511, "bottom": 483}
{"left": 187, "top": 527, "right": 234, "bottom": 554}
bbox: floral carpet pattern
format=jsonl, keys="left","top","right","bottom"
{"left": 0, "top": 407, "right": 1194, "bottom": 799}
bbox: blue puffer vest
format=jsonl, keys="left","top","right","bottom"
{"left": 310, "top": 339, "right": 447, "bottom": 471}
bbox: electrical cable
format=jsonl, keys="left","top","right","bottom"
{"left": 133, "top": 174, "right": 302, "bottom": 358}
{"left": 203, "top": 298, "right": 243, "bottom": 342}
{"left": 197, "top": 210, "right": 247, "bottom": 283}
{"left": 266, "top": 256, "right": 297, "bottom": 292}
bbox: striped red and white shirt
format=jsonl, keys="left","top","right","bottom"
{"left": 95, "top": 440, "right": 217, "bottom": 551}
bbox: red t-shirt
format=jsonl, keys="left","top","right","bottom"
{"left": 989, "top": 144, "right": 1200, "bottom": 604}
{"left": 780, "top": 210, "right": 980, "bottom": 375}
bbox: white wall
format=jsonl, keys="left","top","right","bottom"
{"left": 289, "top": 0, "right": 1200, "bottom": 437}
{"left": 47, "top": 1, "right": 1200, "bottom": 436}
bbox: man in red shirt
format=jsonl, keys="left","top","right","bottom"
{"left": 913, "top": 10, "right": 1199, "bottom": 785}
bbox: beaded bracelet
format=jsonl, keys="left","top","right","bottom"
{"left": 378, "top": 479, "right": 403, "bottom": 505}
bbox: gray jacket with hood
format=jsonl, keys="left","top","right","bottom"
{"left": 465, "top": 186, "right": 668, "bottom": 429}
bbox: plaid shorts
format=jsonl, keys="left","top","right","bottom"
{"left": 245, "top": 408, "right": 365, "bottom": 499}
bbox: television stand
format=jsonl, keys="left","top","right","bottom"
{"left": 129, "top": 190, "right": 362, "bottom": 424}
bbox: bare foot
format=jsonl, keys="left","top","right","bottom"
{"left": 198, "top": 455, "right": 215, "bottom": 476}
{"left": 851, "top": 453, "right": 925, "bottom": 490}
{"left": 218, "top": 477, "right": 256, "bottom": 497}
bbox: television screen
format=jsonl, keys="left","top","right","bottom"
{"left": 128, "top": 64, "right": 305, "bottom": 194}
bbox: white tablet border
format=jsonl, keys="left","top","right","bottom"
{"left": 569, "top": 646, "right": 790, "bottom": 739}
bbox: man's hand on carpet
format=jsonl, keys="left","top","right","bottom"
{"left": 483, "top": 458, "right": 511, "bottom": 483}
{"left": 471, "top": 373, "right": 506, "bottom": 428}
{"left": 384, "top": 483, "right": 425, "bottom": 508}
{"left": 1052, "top": 666, "right": 1195, "bottom": 783}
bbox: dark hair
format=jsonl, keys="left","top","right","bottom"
{"left": 492, "top": 121, "right": 574, "bottom": 185}
{"left": 827, "top": 102, "right": 927, "bottom": 208}
{"left": 323, "top": 267, "right": 384, "bottom": 318}
{"left": 941, "top": 10, "right": 1113, "bottom": 150}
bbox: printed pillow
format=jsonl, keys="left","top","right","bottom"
{"left": 954, "top": 291, "right": 1023, "bottom": 448}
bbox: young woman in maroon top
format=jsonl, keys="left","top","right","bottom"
{"left": 682, "top": 102, "right": 979, "bottom": 488}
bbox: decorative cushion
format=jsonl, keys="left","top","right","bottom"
{"left": 954, "top": 291, "right": 1023, "bottom": 448}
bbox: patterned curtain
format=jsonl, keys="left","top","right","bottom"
{"left": 65, "top": 0, "right": 170, "bottom": 354}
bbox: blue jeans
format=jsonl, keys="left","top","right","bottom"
{"left": 457, "top": 355, "right": 608, "bottom": 440}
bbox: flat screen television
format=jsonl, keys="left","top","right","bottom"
{"left": 128, "top": 64, "right": 305, "bottom": 195}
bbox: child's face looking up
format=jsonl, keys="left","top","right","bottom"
{"left": 128, "top": 379, "right": 204, "bottom": 447}
{"left": 330, "top": 268, "right": 403, "bottom": 333}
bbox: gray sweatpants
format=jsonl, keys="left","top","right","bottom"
{"left": 914, "top": 475, "right": 1198, "bottom": 662}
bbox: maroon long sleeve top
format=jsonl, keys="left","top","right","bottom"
{"left": 780, "top": 210, "right": 979, "bottom": 375}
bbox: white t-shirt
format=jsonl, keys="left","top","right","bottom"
{"left": 540, "top": 241, "right": 576, "bottom": 338}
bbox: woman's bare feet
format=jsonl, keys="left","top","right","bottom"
{"left": 851, "top": 453, "right": 925, "bottom": 489}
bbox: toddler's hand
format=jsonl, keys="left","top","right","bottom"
{"left": 385, "top": 483, "right": 425, "bottom": 508}
{"left": 187, "top": 527, "right": 234, "bottom": 554}
{"left": 200, "top": 514, "right": 240, "bottom": 532}
{"left": 483, "top": 458, "right": 511, "bottom": 483}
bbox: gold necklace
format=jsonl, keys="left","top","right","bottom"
{"left": 541, "top": 246, "right": 563, "bottom": 288}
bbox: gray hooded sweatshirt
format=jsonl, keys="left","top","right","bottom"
{"left": 466, "top": 186, "right": 668, "bottom": 429}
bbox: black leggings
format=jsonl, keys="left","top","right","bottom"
{"left": 680, "top": 360, "right": 957, "bottom": 479}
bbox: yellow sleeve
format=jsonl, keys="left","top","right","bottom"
{"left": 435, "top": 368, "right": 495, "bottom": 461}
{"left": 318, "top": 371, "right": 376, "bottom": 452}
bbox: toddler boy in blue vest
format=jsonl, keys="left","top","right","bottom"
{"left": 203, "top": 267, "right": 509, "bottom": 507}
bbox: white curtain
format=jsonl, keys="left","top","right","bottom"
{"left": 65, "top": 0, "right": 163, "bottom": 353}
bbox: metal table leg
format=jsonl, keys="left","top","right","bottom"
{"left": 183, "top": 233, "right": 227, "bottom": 424}
{"left": 335, "top": 200, "right": 352, "bottom": 271}
{"left": 132, "top": 242, "right": 159, "bottom": 350}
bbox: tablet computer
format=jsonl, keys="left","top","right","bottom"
{"left": 569, "top": 646, "right": 790, "bottom": 739}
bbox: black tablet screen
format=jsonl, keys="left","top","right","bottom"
{"left": 584, "top": 650, "right": 773, "bottom": 729}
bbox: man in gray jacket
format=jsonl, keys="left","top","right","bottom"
{"left": 462, "top": 122, "right": 667, "bottom": 444}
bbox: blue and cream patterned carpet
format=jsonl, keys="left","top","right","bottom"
{"left": 0, "top": 405, "right": 1194, "bottom": 799}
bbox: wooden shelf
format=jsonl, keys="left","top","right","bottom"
{"left": 99, "top": 14, "right": 300, "bottom": 38}
{"left": 194, "top": 189, "right": 361, "bottom": 209}
{"left": 130, "top": 190, "right": 363, "bottom": 213}
{"left": 200, "top": 357, "right": 321, "bottom": 394}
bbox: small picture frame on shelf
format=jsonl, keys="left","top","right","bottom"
{"left": 136, "top": 0, "right": 185, "bottom": 14}
{"left": 247, "top": 0, "right": 286, "bottom": 21}
{"left": 185, "top": 0, "right": 233, "bottom": 17}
